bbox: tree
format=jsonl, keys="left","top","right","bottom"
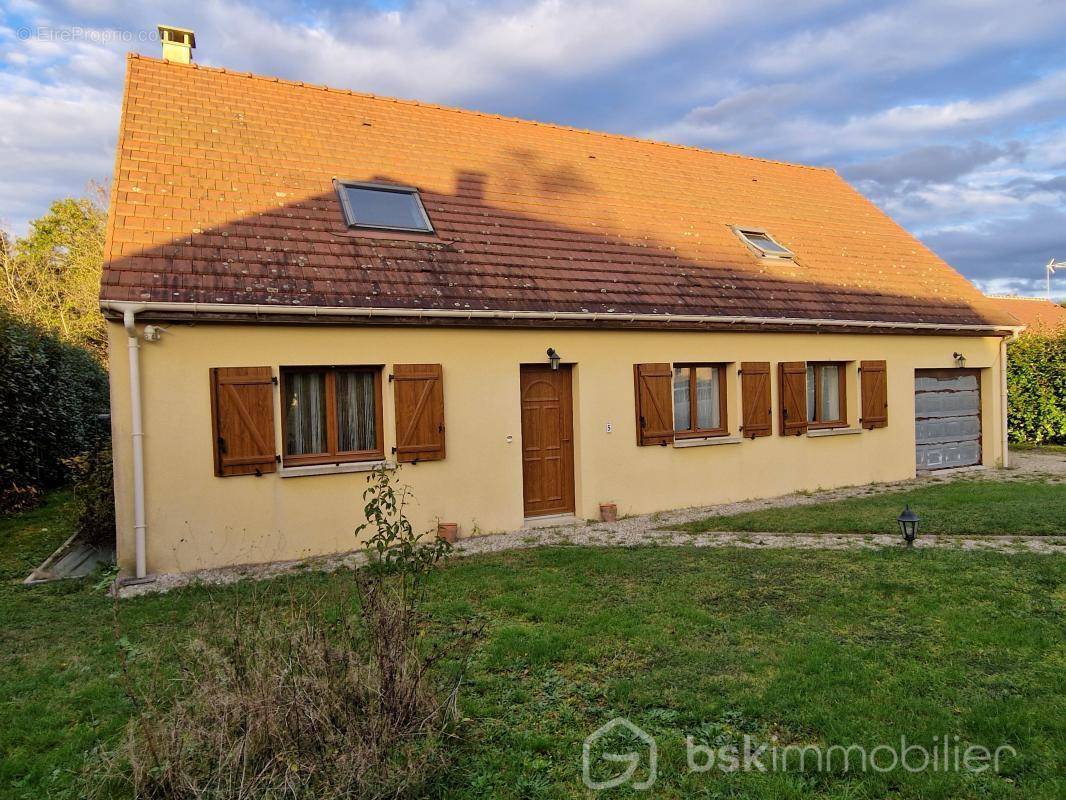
{"left": 0, "top": 186, "right": 107, "bottom": 359}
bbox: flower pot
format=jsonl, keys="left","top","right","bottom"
{"left": 599, "top": 503, "right": 618, "bottom": 523}
{"left": 437, "top": 522, "right": 459, "bottom": 543}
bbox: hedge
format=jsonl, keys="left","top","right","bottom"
{"left": 1007, "top": 327, "right": 1066, "bottom": 445}
{"left": 0, "top": 310, "right": 109, "bottom": 511}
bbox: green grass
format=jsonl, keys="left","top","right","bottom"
{"left": 678, "top": 478, "right": 1066, "bottom": 537}
{"left": 2, "top": 493, "right": 1065, "bottom": 798}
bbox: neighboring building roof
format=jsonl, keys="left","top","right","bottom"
{"left": 984, "top": 295, "right": 1066, "bottom": 331}
{"left": 101, "top": 54, "right": 1017, "bottom": 330}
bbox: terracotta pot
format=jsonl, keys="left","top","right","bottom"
{"left": 437, "top": 522, "right": 459, "bottom": 543}
{"left": 599, "top": 503, "right": 618, "bottom": 523}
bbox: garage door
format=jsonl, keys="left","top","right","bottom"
{"left": 914, "top": 369, "right": 981, "bottom": 470}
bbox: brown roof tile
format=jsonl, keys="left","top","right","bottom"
{"left": 101, "top": 55, "right": 1017, "bottom": 328}
{"left": 984, "top": 296, "right": 1066, "bottom": 331}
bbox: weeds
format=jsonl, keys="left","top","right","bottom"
{"left": 91, "top": 467, "right": 480, "bottom": 799}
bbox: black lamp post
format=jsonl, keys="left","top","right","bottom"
{"left": 546, "top": 347, "right": 561, "bottom": 370}
{"left": 897, "top": 505, "right": 920, "bottom": 546}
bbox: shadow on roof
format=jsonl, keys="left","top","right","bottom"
{"left": 101, "top": 167, "right": 1015, "bottom": 332}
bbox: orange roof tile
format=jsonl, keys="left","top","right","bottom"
{"left": 101, "top": 54, "right": 1017, "bottom": 329}
{"left": 984, "top": 296, "right": 1066, "bottom": 331}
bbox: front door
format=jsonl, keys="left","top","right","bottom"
{"left": 520, "top": 365, "right": 575, "bottom": 517}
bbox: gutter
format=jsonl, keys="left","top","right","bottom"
{"left": 99, "top": 300, "right": 1022, "bottom": 335}
{"left": 121, "top": 307, "right": 148, "bottom": 579}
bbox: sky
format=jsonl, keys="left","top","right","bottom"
{"left": 1, "top": 0, "right": 1065, "bottom": 298}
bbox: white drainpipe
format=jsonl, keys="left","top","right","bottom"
{"left": 122, "top": 308, "right": 148, "bottom": 579}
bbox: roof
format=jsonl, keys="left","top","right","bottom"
{"left": 101, "top": 54, "right": 1017, "bottom": 331}
{"left": 984, "top": 296, "right": 1066, "bottom": 331}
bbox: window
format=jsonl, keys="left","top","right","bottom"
{"left": 672, "top": 364, "right": 727, "bottom": 437}
{"left": 281, "top": 366, "right": 383, "bottom": 465}
{"left": 335, "top": 180, "right": 434, "bottom": 233}
{"left": 735, "top": 228, "right": 793, "bottom": 258}
{"left": 806, "top": 362, "right": 847, "bottom": 428}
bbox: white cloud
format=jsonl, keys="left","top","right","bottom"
{"left": 750, "top": 0, "right": 1066, "bottom": 79}
{"left": 190, "top": 0, "right": 758, "bottom": 101}
{"left": 652, "top": 68, "right": 1066, "bottom": 161}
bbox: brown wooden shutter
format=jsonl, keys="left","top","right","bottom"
{"left": 634, "top": 363, "right": 673, "bottom": 446}
{"left": 860, "top": 360, "right": 888, "bottom": 429}
{"left": 210, "top": 366, "right": 277, "bottom": 477}
{"left": 740, "top": 362, "right": 772, "bottom": 438}
{"left": 778, "top": 361, "right": 808, "bottom": 436}
{"left": 392, "top": 363, "right": 445, "bottom": 462}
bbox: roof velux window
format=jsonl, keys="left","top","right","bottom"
{"left": 735, "top": 228, "right": 793, "bottom": 259}
{"left": 335, "top": 180, "right": 434, "bottom": 233}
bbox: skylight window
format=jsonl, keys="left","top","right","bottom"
{"left": 735, "top": 228, "right": 794, "bottom": 259}
{"left": 335, "top": 180, "right": 434, "bottom": 233}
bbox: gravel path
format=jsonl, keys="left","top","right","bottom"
{"left": 119, "top": 450, "right": 1065, "bottom": 597}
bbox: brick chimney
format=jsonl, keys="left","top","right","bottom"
{"left": 157, "top": 25, "right": 195, "bottom": 64}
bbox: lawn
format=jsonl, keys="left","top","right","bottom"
{"left": 1, "top": 493, "right": 1064, "bottom": 798}
{"left": 677, "top": 478, "right": 1066, "bottom": 537}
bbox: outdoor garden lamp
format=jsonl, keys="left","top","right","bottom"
{"left": 897, "top": 505, "right": 920, "bottom": 546}
{"left": 546, "top": 347, "right": 562, "bottom": 370}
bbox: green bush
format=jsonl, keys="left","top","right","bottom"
{"left": 0, "top": 310, "right": 109, "bottom": 512}
{"left": 65, "top": 440, "right": 115, "bottom": 548}
{"left": 1007, "top": 328, "right": 1066, "bottom": 444}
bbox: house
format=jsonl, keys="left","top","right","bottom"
{"left": 985, "top": 295, "right": 1066, "bottom": 333}
{"left": 101, "top": 35, "right": 1022, "bottom": 579}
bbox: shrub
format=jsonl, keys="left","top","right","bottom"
{"left": 95, "top": 468, "right": 478, "bottom": 799}
{"left": 1007, "top": 328, "right": 1066, "bottom": 444}
{"left": 65, "top": 440, "right": 116, "bottom": 548}
{"left": 0, "top": 310, "right": 108, "bottom": 512}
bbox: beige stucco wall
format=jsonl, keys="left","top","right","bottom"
{"left": 107, "top": 321, "right": 1007, "bottom": 575}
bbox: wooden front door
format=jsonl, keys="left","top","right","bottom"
{"left": 520, "top": 365, "right": 575, "bottom": 518}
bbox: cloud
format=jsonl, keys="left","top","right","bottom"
{"left": 921, "top": 205, "right": 1066, "bottom": 285}
{"left": 652, "top": 68, "right": 1066, "bottom": 162}
{"left": 1003, "top": 175, "right": 1066, "bottom": 199}
{"left": 750, "top": 0, "right": 1066, "bottom": 80}
{"left": 144, "top": 0, "right": 755, "bottom": 102}
{"left": 845, "top": 142, "right": 1026, "bottom": 189}
{"left": 0, "top": 75, "right": 118, "bottom": 230}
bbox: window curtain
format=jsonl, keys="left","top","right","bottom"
{"left": 336, "top": 370, "right": 376, "bottom": 451}
{"left": 807, "top": 365, "right": 841, "bottom": 422}
{"left": 819, "top": 365, "right": 840, "bottom": 421}
{"left": 673, "top": 367, "right": 691, "bottom": 432}
{"left": 695, "top": 367, "right": 720, "bottom": 430}
{"left": 806, "top": 365, "right": 816, "bottom": 422}
{"left": 286, "top": 372, "right": 326, "bottom": 455}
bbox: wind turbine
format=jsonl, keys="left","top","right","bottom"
{"left": 1048, "top": 261, "right": 1066, "bottom": 302}
{"left": 1048, "top": 259, "right": 1065, "bottom": 300}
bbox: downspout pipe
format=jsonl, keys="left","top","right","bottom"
{"left": 122, "top": 308, "right": 147, "bottom": 579}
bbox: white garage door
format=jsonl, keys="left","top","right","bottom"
{"left": 914, "top": 369, "right": 982, "bottom": 471}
